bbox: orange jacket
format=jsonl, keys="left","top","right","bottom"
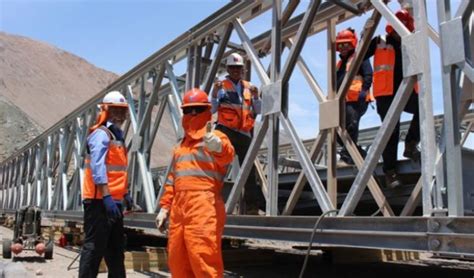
{"left": 373, "top": 38, "right": 418, "bottom": 97}
{"left": 83, "top": 126, "right": 128, "bottom": 200}
{"left": 159, "top": 130, "right": 234, "bottom": 210}
{"left": 337, "top": 55, "right": 374, "bottom": 102}
{"left": 217, "top": 79, "right": 256, "bottom": 134}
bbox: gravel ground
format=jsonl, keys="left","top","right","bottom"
{"left": 0, "top": 226, "right": 162, "bottom": 278}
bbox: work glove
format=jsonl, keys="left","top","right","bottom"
{"left": 213, "top": 80, "right": 223, "bottom": 98}
{"left": 250, "top": 85, "right": 259, "bottom": 99}
{"left": 204, "top": 122, "right": 222, "bottom": 153}
{"left": 103, "top": 195, "right": 121, "bottom": 221}
{"left": 155, "top": 208, "right": 169, "bottom": 233}
{"left": 122, "top": 193, "right": 143, "bottom": 215}
{"left": 123, "top": 193, "right": 133, "bottom": 211}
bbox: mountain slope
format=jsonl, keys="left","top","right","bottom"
{"left": 0, "top": 32, "right": 118, "bottom": 161}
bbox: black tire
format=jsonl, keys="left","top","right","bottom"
{"left": 2, "top": 239, "right": 12, "bottom": 259}
{"left": 44, "top": 240, "right": 53, "bottom": 260}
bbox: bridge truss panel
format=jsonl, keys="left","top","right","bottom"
{"left": 1, "top": 0, "right": 473, "bottom": 255}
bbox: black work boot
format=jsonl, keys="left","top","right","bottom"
{"left": 403, "top": 141, "right": 421, "bottom": 162}
{"left": 385, "top": 169, "right": 402, "bottom": 189}
{"left": 337, "top": 151, "right": 354, "bottom": 167}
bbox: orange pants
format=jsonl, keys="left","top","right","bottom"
{"left": 167, "top": 190, "right": 226, "bottom": 278}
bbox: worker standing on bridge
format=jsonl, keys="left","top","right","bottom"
{"left": 79, "top": 91, "right": 133, "bottom": 278}
{"left": 365, "top": 9, "right": 421, "bottom": 188}
{"left": 335, "top": 28, "right": 373, "bottom": 166}
{"left": 156, "top": 88, "right": 234, "bottom": 278}
{"left": 211, "top": 52, "right": 265, "bottom": 215}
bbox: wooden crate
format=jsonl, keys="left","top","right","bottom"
{"left": 324, "top": 247, "right": 420, "bottom": 264}
{"left": 124, "top": 249, "right": 168, "bottom": 271}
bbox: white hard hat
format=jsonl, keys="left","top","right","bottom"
{"left": 102, "top": 91, "right": 128, "bottom": 107}
{"left": 226, "top": 53, "right": 245, "bottom": 67}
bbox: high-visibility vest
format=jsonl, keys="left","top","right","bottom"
{"left": 217, "top": 79, "right": 256, "bottom": 134}
{"left": 337, "top": 54, "right": 373, "bottom": 102}
{"left": 163, "top": 132, "right": 230, "bottom": 193}
{"left": 373, "top": 37, "right": 418, "bottom": 98}
{"left": 83, "top": 126, "right": 128, "bottom": 200}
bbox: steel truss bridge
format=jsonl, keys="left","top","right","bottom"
{"left": 1, "top": 0, "right": 473, "bottom": 256}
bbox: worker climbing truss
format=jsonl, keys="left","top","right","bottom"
{"left": 1, "top": 0, "right": 473, "bottom": 255}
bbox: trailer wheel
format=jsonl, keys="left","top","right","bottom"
{"left": 44, "top": 240, "right": 53, "bottom": 260}
{"left": 2, "top": 239, "right": 12, "bottom": 259}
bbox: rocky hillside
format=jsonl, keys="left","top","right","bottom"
{"left": 0, "top": 32, "right": 118, "bottom": 161}
{"left": 0, "top": 32, "right": 179, "bottom": 167}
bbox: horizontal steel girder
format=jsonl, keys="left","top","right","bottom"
{"left": 2, "top": 209, "right": 472, "bottom": 255}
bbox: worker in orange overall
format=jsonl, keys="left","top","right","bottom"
{"left": 335, "top": 28, "right": 374, "bottom": 166}
{"left": 156, "top": 88, "right": 235, "bottom": 277}
{"left": 365, "top": 9, "right": 421, "bottom": 188}
{"left": 211, "top": 52, "right": 265, "bottom": 214}
{"left": 79, "top": 91, "right": 134, "bottom": 278}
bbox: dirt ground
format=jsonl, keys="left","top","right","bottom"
{"left": 1, "top": 225, "right": 473, "bottom": 278}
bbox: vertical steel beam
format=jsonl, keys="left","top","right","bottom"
{"left": 35, "top": 142, "right": 46, "bottom": 207}
{"left": 24, "top": 149, "right": 32, "bottom": 207}
{"left": 266, "top": 0, "right": 282, "bottom": 216}
{"left": 413, "top": 0, "right": 437, "bottom": 216}
{"left": 192, "top": 43, "right": 202, "bottom": 88}
{"left": 437, "top": 0, "right": 464, "bottom": 216}
{"left": 327, "top": 18, "right": 338, "bottom": 208}
{"left": 56, "top": 127, "right": 70, "bottom": 210}
{"left": 13, "top": 156, "right": 24, "bottom": 209}
{"left": 186, "top": 45, "right": 195, "bottom": 91}
{"left": 46, "top": 135, "right": 55, "bottom": 210}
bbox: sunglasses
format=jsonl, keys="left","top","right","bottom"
{"left": 182, "top": 106, "right": 208, "bottom": 115}
{"left": 337, "top": 42, "right": 352, "bottom": 50}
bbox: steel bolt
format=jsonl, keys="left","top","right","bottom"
{"left": 430, "top": 221, "right": 440, "bottom": 232}
{"left": 430, "top": 239, "right": 441, "bottom": 250}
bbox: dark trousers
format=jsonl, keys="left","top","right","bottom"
{"left": 337, "top": 100, "right": 369, "bottom": 163}
{"left": 216, "top": 125, "right": 265, "bottom": 210}
{"left": 376, "top": 93, "right": 420, "bottom": 172}
{"left": 79, "top": 199, "right": 125, "bottom": 278}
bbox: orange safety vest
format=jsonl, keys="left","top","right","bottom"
{"left": 165, "top": 133, "right": 230, "bottom": 193}
{"left": 217, "top": 79, "right": 256, "bottom": 134}
{"left": 337, "top": 55, "right": 373, "bottom": 102}
{"left": 373, "top": 37, "right": 418, "bottom": 98}
{"left": 83, "top": 126, "right": 128, "bottom": 200}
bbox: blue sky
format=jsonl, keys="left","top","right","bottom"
{"left": 1, "top": 0, "right": 472, "bottom": 148}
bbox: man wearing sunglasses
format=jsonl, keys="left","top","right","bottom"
{"left": 156, "top": 88, "right": 235, "bottom": 277}
{"left": 335, "top": 28, "right": 374, "bottom": 167}
{"left": 211, "top": 52, "right": 265, "bottom": 215}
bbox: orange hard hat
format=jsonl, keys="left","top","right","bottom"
{"left": 336, "top": 29, "right": 358, "bottom": 51}
{"left": 181, "top": 88, "right": 211, "bottom": 108}
{"left": 386, "top": 9, "right": 415, "bottom": 34}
